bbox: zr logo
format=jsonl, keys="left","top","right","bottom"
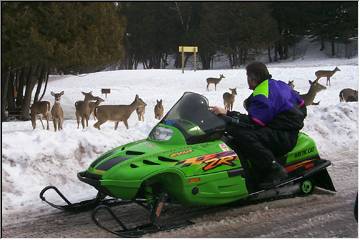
{"left": 176, "top": 151, "right": 238, "bottom": 171}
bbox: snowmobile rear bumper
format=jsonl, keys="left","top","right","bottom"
{"left": 304, "top": 159, "right": 336, "bottom": 192}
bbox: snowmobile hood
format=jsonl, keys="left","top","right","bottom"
{"left": 86, "top": 125, "right": 241, "bottom": 182}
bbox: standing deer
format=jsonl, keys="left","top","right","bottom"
{"left": 223, "top": 88, "right": 237, "bottom": 111}
{"left": 30, "top": 101, "right": 51, "bottom": 130}
{"left": 154, "top": 99, "right": 164, "bottom": 120}
{"left": 51, "top": 91, "right": 64, "bottom": 131}
{"left": 206, "top": 74, "right": 225, "bottom": 91}
{"left": 93, "top": 95, "right": 145, "bottom": 130}
{"left": 315, "top": 66, "right": 340, "bottom": 86}
{"left": 89, "top": 96, "right": 105, "bottom": 120}
{"left": 136, "top": 97, "right": 147, "bottom": 122}
{"left": 287, "top": 80, "right": 295, "bottom": 89}
{"left": 75, "top": 91, "right": 98, "bottom": 129}
{"left": 339, "top": 88, "right": 358, "bottom": 102}
{"left": 300, "top": 80, "right": 327, "bottom": 106}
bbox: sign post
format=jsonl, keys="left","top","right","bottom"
{"left": 178, "top": 46, "right": 198, "bottom": 73}
{"left": 101, "top": 88, "right": 111, "bottom": 98}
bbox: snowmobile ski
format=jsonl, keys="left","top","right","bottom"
{"left": 39, "top": 185, "right": 129, "bottom": 212}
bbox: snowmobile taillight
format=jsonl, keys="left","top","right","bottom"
{"left": 188, "top": 177, "right": 201, "bottom": 183}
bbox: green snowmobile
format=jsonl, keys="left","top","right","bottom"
{"left": 40, "top": 92, "right": 335, "bottom": 237}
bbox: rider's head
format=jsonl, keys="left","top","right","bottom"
{"left": 246, "top": 62, "right": 272, "bottom": 90}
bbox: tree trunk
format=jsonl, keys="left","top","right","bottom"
{"left": 274, "top": 44, "right": 278, "bottom": 62}
{"left": 21, "top": 65, "right": 39, "bottom": 120}
{"left": 199, "top": 53, "right": 211, "bottom": 70}
{"left": 320, "top": 37, "right": 325, "bottom": 51}
{"left": 284, "top": 44, "right": 289, "bottom": 59}
{"left": 34, "top": 65, "right": 46, "bottom": 102}
{"left": 1, "top": 67, "right": 10, "bottom": 121}
{"left": 16, "top": 67, "right": 26, "bottom": 108}
{"left": 268, "top": 47, "right": 272, "bottom": 62}
{"left": 331, "top": 39, "right": 335, "bottom": 57}
{"left": 7, "top": 71, "right": 16, "bottom": 112}
{"left": 39, "top": 69, "right": 49, "bottom": 101}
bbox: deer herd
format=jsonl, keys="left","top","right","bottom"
{"left": 30, "top": 66, "right": 357, "bottom": 131}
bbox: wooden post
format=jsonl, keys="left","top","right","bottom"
{"left": 181, "top": 47, "right": 185, "bottom": 74}
{"left": 194, "top": 47, "right": 197, "bottom": 72}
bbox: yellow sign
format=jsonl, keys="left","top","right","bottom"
{"left": 178, "top": 45, "right": 198, "bottom": 73}
{"left": 178, "top": 46, "right": 198, "bottom": 53}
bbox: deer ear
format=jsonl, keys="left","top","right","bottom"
{"left": 60, "top": 91, "right": 64, "bottom": 95}
{"left": 82, "top": 91, "right": 86, "bottom": 95}
{"left": 308, "top": 80, "right": 313, "bottom": 85}
{"left": 51, "top": 91, "right": 55, "bottom": 96}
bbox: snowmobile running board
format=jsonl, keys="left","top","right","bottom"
{"left": 39, "top": 186, "right": 131, "bottom": 212}
{"left": 249, "top": 158, "right": 336, "bottom": 196}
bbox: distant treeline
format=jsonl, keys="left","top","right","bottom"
{"left": 1, "top": 2, "right": 357, "bottom": 120}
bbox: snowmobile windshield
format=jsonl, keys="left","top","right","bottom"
{"left": 158, "top": 92, "right": 226, "bottom": 144}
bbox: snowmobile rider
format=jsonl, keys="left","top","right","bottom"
{"left": 210, "top": 62, "right": 307, "bottom": 188}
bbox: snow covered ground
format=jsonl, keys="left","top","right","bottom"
{"left": 2, "top": 47, "right": 358, "bottom": 227}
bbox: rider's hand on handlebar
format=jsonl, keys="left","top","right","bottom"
{"left": 209, "top": 106, "right": 227, "bottom": 115}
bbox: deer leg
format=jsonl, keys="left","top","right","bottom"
{"left": 31, "top": 115, "right": 36, "bottom": 129}
{"left": 114, "top": 121, "right": 119, "bottom": 130}
{"left": 81, "top": 117, "right": 85, "bottom": 129}
{"left": 39, "top": 116, "right": 45, "bottom": 129}
{"left": 215, "top": 84, "right": 217, "bottom": 91}
{"left": 59, "top": 118, "right": 63, "bottom": 130}
{"left": 85, "top": 115, "right": 89, "bottom": 127}
{"left": 94, "top": 119, "right": 105, "bottom": 130}
{"left": 45, "top": 114, "right": 50, "bottom": 130}
{"left": 123, "top": 120, "right": 129, "bottom": 129}
{"left": 76, "top": 112, "right": 80, "bottom": 129}
{"left": 53, "top": 119, "right": 57, "bottom": 132}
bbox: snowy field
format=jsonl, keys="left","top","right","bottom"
{"left": 2, "top": 49, "right": 359, "bottom": 227}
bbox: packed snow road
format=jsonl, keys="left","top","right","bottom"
{"left": 2, "top": 161, "right": 358, "bottom": 238}
{"left": 2, "top": 149, "right": 357, "bottom": 237}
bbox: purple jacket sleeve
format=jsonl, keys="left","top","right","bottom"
{"left": 291, "top": 90, "right": 305, "bottom": 107}
{"left": 248, "top": 95, "right": 275, "bottom": 126}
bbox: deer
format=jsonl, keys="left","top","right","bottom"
{"left": 299, "top": 80, "right": 327, "bottom": 106}
{"left": 223, "top": 88, "right": 237, "bottom": 111}
{"left": 206, "top": 74, "right": 225, "bottom": 91}
{"left": 50, "top": 91, "right": 64, "bottom": 131}
{"left": 136, "top": 97, "right": 147, "bottom": 122}
{"left": 89, "top": 96, "right": 105, "bottom": 120}
{"left": 287, "top": 80, "right": 295, "bottom": 90}
{"left": 315, "top": 66, "right": 340, "bottom": 86}
{"left": 154, "top": 99, "right": 164, "bottom": 120}
{"left": 30, "top": 101, "right": 51, "bottom": 130}
{"left": 339, "top": 88, "right": 358, "bottom": 102}
{"left": 93, "top": 95, "right": 145, "bottom": 130}
{"left": 75, "top": 91, "right": 98, "bottom": 129}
